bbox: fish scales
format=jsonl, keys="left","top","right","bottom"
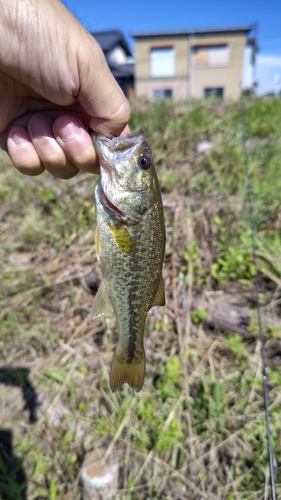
{"left": 90, "top": 128, "right": 165, "bottom": 392}
{"left": 96, "top": 181, "right": 164, "bottom": 360}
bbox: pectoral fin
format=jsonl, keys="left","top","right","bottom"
{"left": 109, "top": 225, "right": 135, "bottom": 256}
{"left": 152, "top": 275, "right": 165, "bottom": 307}
{"left": 89, "top": 281, "right": 112, "bottom": 323}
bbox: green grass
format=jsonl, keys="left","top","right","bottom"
{"left": 1, "top": 97, "right": 281, "bottom": 499}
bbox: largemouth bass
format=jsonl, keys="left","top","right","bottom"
{"left": 90, "top": 128, "right": 165, "bottom": 392}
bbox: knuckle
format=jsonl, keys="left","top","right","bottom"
{"left": 45, "top": 164, "right": 79, "bottom": 179}
{"left": 41, "top": 150, "right": 65, "bottom": 168}
{"left": 111, "top": 97, "right": 131, "bottom": 130}
{"left": 17, "top": 165, "right": 45, "bottom": 176}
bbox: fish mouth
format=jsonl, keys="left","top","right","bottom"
{"left": 90, "top": 128, "right": 145, "bottom": 152}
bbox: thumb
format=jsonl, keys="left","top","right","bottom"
{"left": 76, "top": 37, "right": 131, "bottom": 138}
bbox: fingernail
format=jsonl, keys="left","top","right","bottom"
{"left": 55, "top": 117, "right": 82, "bottom": 142}
{"left": 10, "top": 134, "right": 28, "bottom": 146}
{"left": 28, "top": 115, "right": 53, "bottom": 138}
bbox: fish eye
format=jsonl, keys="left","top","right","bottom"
{"left": 138, "top": 154, "right": 152, "bottom": 170}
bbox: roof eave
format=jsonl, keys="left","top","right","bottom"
{"left": 90, "top": 29, "right": 133, "bottom": 56}
{"left": 131, "top": 25, "right": 254, "bottom": 38}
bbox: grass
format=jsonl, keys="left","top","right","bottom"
{"left": 1, "top": 97, "right": 281, "bottom": 499}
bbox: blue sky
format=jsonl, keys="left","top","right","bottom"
{"left": 64, "top": 0, "right": 281, "bottom": 96}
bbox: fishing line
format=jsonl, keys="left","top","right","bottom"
{"left": 240, "top": 95, "right": 277, "bottom": 500}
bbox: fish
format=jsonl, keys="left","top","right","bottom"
{"left": 89, "top": 128, "right": 166, "bottom": 392}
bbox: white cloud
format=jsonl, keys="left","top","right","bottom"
{"left": 257, "top": 55, "right": 281, "bottom": 67}
{"left": 256, "top": 54, "right": 281, "bottom": 95}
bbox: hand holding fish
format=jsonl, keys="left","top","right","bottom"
{"left": 0, "top": 0, "right": 130, "bottom": 178}
{"left": 90, "top": 129, "right": 166, "bottom": 392}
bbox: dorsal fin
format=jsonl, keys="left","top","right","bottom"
{"left": 151, "top": 275, "right": 165, "bottom": 307}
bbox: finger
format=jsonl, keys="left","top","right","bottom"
{"left": 88, "top": 100, "right": 131, "bottom": 138}
{"left": 28, "top": 115, "right": 79, "bottom": 179}
{"left": 0, "top": 104, "right": 90, "bottom": 154}
{"left": 7, "top": 127, "right": 45, "bottom": 176}
{"left": 78, "top": 37, "right": 131, "bottom": 138}
{"left": 53, "top": 115, "right": 99, "bottom": 174}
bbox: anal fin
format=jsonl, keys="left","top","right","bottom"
{"left": 89, "top": 281, "right": 112, "bottom": 323}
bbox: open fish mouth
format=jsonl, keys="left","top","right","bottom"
{"left": 90, "top": 128, "right": 148, "bottom": 162}
{"left": 91, "top": 128, "right": 145, "bottom": 149}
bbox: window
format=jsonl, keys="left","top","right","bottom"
{"left": 153, "top": 89, "right": 173, "bottom": 99}
{"left": 204, "top": 87, "right": 224, "bottom": 98}
{"left": 193, "top": 45, "right": 229, "bottom": 67}
{"left": 150, "top": 47, "right": 175, "bottom": 77}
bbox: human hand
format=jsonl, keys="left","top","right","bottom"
{"left": 0, "top": 0, "right": 130, "bottom": 178}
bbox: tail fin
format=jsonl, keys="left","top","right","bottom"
{"left": 109, "top": 351, "right": 146, "bottom": 393}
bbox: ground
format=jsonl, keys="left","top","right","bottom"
{"left": 0, "top": 97, "right": 281, "bottom": 499}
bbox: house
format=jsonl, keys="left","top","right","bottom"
{"left": 131, "top": 26, "right": 257, "bottom": 100}
{"left": 90, "top": 30, "right": 134, "bottom": 98}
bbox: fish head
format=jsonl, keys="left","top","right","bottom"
{"left": 91, "top": 128, "right": 158, "bottom": 223}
